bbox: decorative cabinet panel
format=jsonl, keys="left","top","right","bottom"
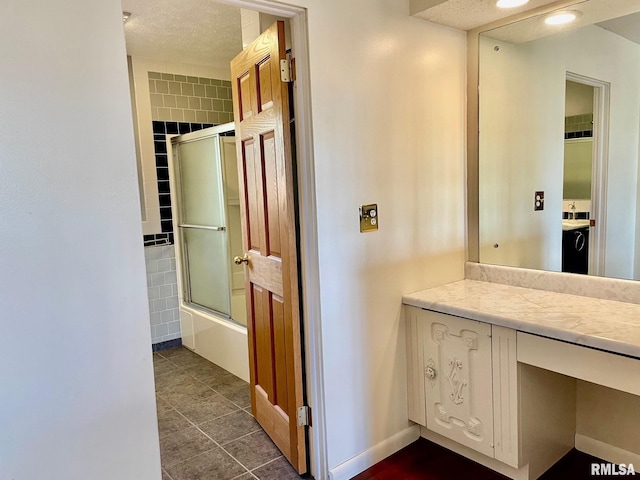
{"left": 405, "top": 306, "right": 521, "bottom": 465}
{"left": 423, "top": 310, "right": 494, "bottom": 457}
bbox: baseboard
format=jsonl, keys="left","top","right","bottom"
{"left": 575, "top": 434, "right": 640, "bottom": 466}
{"left": 328, "top": 424, "right": 420, "bottom": 480}
{"left": 151, "top": 338, "right": 182, "bottom": 352}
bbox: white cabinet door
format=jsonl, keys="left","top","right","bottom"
{"left": 423, "top": 311, "right": 494, "bottom": 457}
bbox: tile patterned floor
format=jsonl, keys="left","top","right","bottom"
{"left": 154, "top": 347, "right": 303, "bottom": 480}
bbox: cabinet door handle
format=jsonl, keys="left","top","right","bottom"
{"left": 575, "top": 232, "right": 586, "bottom": 252}
{"left": 426, "top": 367, "right": 437, "bottom": 379}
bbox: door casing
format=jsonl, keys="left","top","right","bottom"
{"left": 217, "top": 1, "right": 326, "bottom": 478}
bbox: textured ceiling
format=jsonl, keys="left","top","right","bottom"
{"left": 412, "top": 0, "right": 564, "bottom": 31}
{"left": 481, "top": 0, "right": 640, "bottom": 44}
{"left": 122, "top": 0, "right": 242, "bottom": 69}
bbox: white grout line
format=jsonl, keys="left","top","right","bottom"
{"left": 161, "top": 468, "right": 175, "bottom": 480}
{"left": 218, "top": 427, "right": 263, "bottom": 447}
{"left": 195, "top": 426, "right": 253, "bottom": 477}
{"left": 156, "top": 348, "right": 271, "bottom": 477}
{"left": 249, "top": 454, "right": 285, "bottom": 472}
{"left": 230, "top": 471, "right": 258, "bottom": 479}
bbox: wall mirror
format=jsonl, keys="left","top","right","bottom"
{"left": 474, "top": 0, "right": 640, "bottom": 281}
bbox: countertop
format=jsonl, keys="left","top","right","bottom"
{"left": 403, "top": 280, "right": 640, "bottom": 358}
{"left": 562, "top": 219, "right": 591, "bottom": 231}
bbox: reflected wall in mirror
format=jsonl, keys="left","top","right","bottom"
{"left": 478, "top": 0, "right": 640, "bottom": 280}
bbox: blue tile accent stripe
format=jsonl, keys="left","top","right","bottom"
{"left": 152, "top": 338, "right": 182, "bottom": 352}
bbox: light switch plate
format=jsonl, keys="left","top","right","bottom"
{"left": 534, "top": 191, "right": 544, "bottom": 211}
{"left": 359, "top": 204, "right": 378, "bottom": 232}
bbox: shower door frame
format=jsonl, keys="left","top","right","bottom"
{"left": 170, "top": 123, "right": 237, "bottom": 321}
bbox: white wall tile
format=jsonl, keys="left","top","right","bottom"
{"left": 166, "top": 296, "right": 179, "bottom": 309}
{"left": 164, "top": 271, "right": 177, "bottom": 284}
{"left": 145, "top": 260, "right": 158, "bottom": 274}
{"left": 158, "top": 285, "right": 172, "bottom": 298}
{"left": 154, "top": 323, "right": 169, "bottom": 337}
{"left": 158, "top": 259, "right": 171, "bottom": 272}
{"left": 150, "top": 312, "right": 163, "bottom": 326}
{"left": 145, "top": 246, "right": 165, "bottom": 261}
{"left": 168, "top": 321, "right": 181, "bottom": 334}
{"left": 145, "top": 244, "right": 180, "bottom": 344}
{"left": 161, "top": 310, "right": 174, "bottom": 323}
{"left": 147, "top": 286, "right": 160, "bottom": 300}
{"left": 150, "top": 272, "right": 165, "bottom": 287}
{"left": 152, "top": 298, "right": 167, "bottom": 312}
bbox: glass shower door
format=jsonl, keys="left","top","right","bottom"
{"left": 175, "top": 135, "right": 231, "bottom": 316}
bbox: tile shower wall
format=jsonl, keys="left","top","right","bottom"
{"left": 144, "top": 72, "right": 235, "bottom": 345}
{"left": 145, "top": 244, "right": 180, "bottom": 344}
{"left": 148, "top": 72, "right": 234, "bottom": 125}
{"left": 565, "top": 113, "right": 593, "bottom": 139}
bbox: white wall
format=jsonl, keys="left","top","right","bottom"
{"left": 480, "top": 26, "right": 640, "bottom": 279}
{"left": 0, "top": 2, "right": 161, "bottom": 479}
{"left": 295, "top": 0, "right": 467, "bottom": 474}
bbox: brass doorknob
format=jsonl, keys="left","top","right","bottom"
{"left": 234, "top": 253, "right": 249, "bottom": 265}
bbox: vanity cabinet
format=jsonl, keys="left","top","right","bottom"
{"left": 406, "top": 306, "right": 522, "bottom": 469}
{"left": 406, "top": 305, "right": 578, "bottom": 479}
{"left": 405, "top": 278, "right": 640, "bottom": 479}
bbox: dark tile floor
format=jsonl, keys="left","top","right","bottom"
{"left": 154, "top": 347, "right": 302, "bottom": 480}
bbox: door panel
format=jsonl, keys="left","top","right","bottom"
{"left": 257, "top": 58, "right": 274, "bottom": 111}
{"left": 182, "top": 228, "right": 230, "bottom": 315}
{"left": 178, "top": 137, "right": 225, "bottom": 227}
{"left": 262, "top": 131, "right": 282, "bottom": 257}
{"left": 241, "top": 138, "right": 262, "bottom": 251}
{"left": 230, "top": 21, "right": 307, "bottom": 473}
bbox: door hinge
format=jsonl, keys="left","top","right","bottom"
{"left": 280, "top": 58, "right": 295, "bottom": 83}
{"left": 297, "top": 405, "right": 311, "bottom": 426}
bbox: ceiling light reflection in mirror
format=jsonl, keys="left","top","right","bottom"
{"left": 544, "top": 10, "right": 582, "bottom": 25}
{"left": 478, "top": 0, "right": 640, "bottom": 281}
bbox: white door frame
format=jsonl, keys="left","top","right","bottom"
{"left": 215, "top": 1, "right": 327, "bottom": 478}
{"left": 566, "top": 72, "right": 610, "bottom": 277}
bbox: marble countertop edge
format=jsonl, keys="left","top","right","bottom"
{"left": 402, "top": 280, "right": 640, "bottom": 359}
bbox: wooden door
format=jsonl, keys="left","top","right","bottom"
{"left": 423, "top": 311, "right": 494, "bottom": 458}
{"left": 230, "top": 21, "right": 307, "bottom": 473}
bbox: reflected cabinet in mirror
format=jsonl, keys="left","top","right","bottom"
{"left": 474, "top": 0, "right": 640, "bottom": 280}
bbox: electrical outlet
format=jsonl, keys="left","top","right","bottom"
{"left": 534, "top": 191, "right": 544, "bottom": 211}
{"left": 359, "top": 204, "right": 378, "bottom": 232}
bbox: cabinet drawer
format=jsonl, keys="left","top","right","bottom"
{"left": 517, "top": 332, "right": 640, "bottom": 396}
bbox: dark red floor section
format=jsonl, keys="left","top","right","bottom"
{"left": 352, "top": 438, "right": 607, "bottom": 480}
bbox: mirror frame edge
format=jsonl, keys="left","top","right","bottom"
{"left": 466, "top": 0, "right": 592, "bottom": 263}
